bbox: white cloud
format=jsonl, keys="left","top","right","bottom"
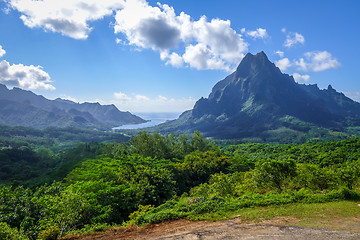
{"left": 275, "top": 50, "right": 284, "bottom": 58}
{"left": 114, "top": 1, "right": 248, "bottom": 71}
{"left": 292, "top": 73, "right": 310, "bottom": 82}
{"left": 114, "top": 91, "right": 131, "bottom": 101}
{"left": 9, "top": 0, "right": 249, "bottom": 71}
{"left": 192, "top": 17, "right": 247, "bottom": 65}
{"left": 2, "top": 7, "right": 11, "bottom": 14}
{"left": 275, "top": 58, "right": 291, "bottom": 72}
{"left": 295, "top": 51, "right": 340, "bottom": 72}
{"left": 112, "top": 91, "right": 196, "bottom": 112}
{"left": 58, "top": 94, "right": 79, "bottom": 103}
{"left": 114, "top": 1, "right": 181, "bottom": 50}
{"left": 157, "top": 95, "right": 168, "bottom": 101}
{"left": 135, "top": 94, "right": 150, "bottom": 101}
{"left": 281, "top": 28, "right": 286, "bottom": 33}
{"left": 0, "top": 60, "right": 54, "bottom": 90}
{"left": 343, "top": 92, "right": 360, "bottom": 102}
{"left": 0, "top": 45, "right": 5, "bottom": 58}
{"left": 7, "top": 0, "right": 124, "bottom": 39}
{"left": 182, "top": 43, "right": 230, "bottom": 71}
{"left": 284, "top": 32, "right": 305, "bottom": 48}
{"left": 160, "top": 51, "right": 184, "bottom": 68}
{"left": 243, "top": 28, "right": 268, "bottom": 39}
{"left": 115, "top": 38, "right": 123, "bottom": 44}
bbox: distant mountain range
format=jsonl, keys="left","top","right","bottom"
{"left": 0, "top": 84, "right": 145, "bottom": 129}
{"left": 153, "top": 52, "right": 360, "bottom": 141}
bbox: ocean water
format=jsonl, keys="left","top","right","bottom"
{"left": 113, "top": 112, "right": 181, "bottom": 130}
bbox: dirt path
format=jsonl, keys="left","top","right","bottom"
{"left": 65, "top": 217, "right": 360, "bottom": 240}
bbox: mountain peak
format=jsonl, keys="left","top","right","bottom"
{"left": 236, "top": 51, "right": 278, "bottom": 77}
{"left": 0, "top": 84, "right": 9, "bottom": 91}
{"left": 327, "top": 84, "right": 335, "bottom": 91}
{"left": 242, "top": 51, "right": 269, "bottom": 62}
{"left": 160, "top": 50, "right": 360, "bottom": 140}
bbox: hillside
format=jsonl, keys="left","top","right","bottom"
{"left": 152, "top": 52, "right": 360, "bottom": 141}
{"left": 0, "top": 84, "right": 146, "bottom": 129}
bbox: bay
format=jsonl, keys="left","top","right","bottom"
{"left": 113, "top": 112, "right": 181, "bottom": 130}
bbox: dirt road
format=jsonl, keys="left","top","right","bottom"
{"left": 65, "top": 217, "right": 360, "bottom": 240}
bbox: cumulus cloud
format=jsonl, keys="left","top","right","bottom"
{"left": 115, "top": 38, "right": 121, "bottom": 44}
{"left": 0, "top": 45, "right": 54, "bottom": 90}
{"left": 135, "top": 94, "right": 150, "bottom": 101}
{"left": 274, "top": 50, "right": 340, "bottom": 75}
{"left": 241, "top": 28, "right": 268, "bottom": 39}
{"left": 0, "top": 45, "right": 5, "bottom": 58}
{"left": 295, "top": 51, "right": 341, "bottom": 72}
{"left": 275, "top": 50, "right": 284, "bottom": 58}
{"left": 9, "top": 0, "right": 248, "bottom": 71}
{"left": 114, "top": 91, "right": 131, "bottom": 101}
{"left": 58, "top": 94, "right": 79, "bottom": 103}
{"left": 343, "top": 92, "right": 360, "bottom": 102}
{"left": 114, "top": 1, "right": 248, "bottom": 71}
{"left": 0, "top": 60, "right": 54, "bottom": 90}
{"left": 275, "top": 58, "right": 291, "bottom": 72}
{"left": 114, "top": 1, "right": 182, "bottom": 50}
{"left": 113, "top": 91, "right": 196, "bottom": 112}
{"left": 292, "top": 73, "right": 310, "bottom": 82}
{"left": 284, "top": 32, "right": 305, "bottom": 48}
{"left": 160, "top": 51, "right": 184, "bottom": 68}
{"left": 182, "top": 43, "right": 230, "bottom": 71}
{"left": 7, "top": 0, "right": 124, "bottom": 39}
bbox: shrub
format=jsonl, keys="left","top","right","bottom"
{"left": 253, "top": 159, "right": 296, "bottom": 192}
{"left": 39, "top": 226, "right": 60, "bottom": 240}
{"left": 0, "top": 222, "right": 28, "bottom": 240}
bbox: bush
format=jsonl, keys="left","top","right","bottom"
{"left": 0, "top": 222, "right": 28, "bottom": 240}
{"left": 68, "top": 223, "right": 111, "bottom": 235}
{"left": 39, "top": 226, "right": 60, "bottom": 240}
{"left": 253, "top": 159, "right": 296, "bottom": 192}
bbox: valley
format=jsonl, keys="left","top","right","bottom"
{"left": 1, "top": 52, "right": 360, "bottom": 240}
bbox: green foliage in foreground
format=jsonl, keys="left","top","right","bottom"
{"left": 1, "top": 134, "right": 360, "bottom": 239}
{"left": 0, "top": 131, "right": 219, "bottom": 239}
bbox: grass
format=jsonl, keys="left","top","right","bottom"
{"left": 190, "top": 201, "right": 360, "bottom": 231}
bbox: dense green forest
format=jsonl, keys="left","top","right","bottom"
{"left": 0, "top": 125, "right": 130, "bottom": 187}
{"left": 1, "top": 130, "right": 360, "bottom": 239}
{"left": 0, "top": 125, "right": 129, "bottom": 149}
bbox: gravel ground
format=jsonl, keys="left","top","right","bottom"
{"left": 64, "top": 218, "right": 360, "bottom": 240}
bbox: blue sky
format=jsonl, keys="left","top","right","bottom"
{"left": 0, "top": 0, "right": 359, "bottom": 113}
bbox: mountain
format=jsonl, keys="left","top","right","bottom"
{"left": 0, "top": 84, "right": 146, "bottom": 129}
{"left": 153, "top": 52, "right": 360, "bottom": 141}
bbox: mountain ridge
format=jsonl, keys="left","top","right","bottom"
{"left": 0, "top": 84, "right": 146, "bottom": 129}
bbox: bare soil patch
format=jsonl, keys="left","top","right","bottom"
{"left": 63, "top": 217, "right": 360, "bottom": 240}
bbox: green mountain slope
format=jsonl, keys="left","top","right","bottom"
{"left": 0, "top": 84, "right": 146, "bottom": 129}
{"left": 153, "top": 52, "right": 360, "bottom": 141}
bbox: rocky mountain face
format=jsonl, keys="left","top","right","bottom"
{"left": 155, "top": 52, "right": 360, "bottom": 139}
{"left": 0, "top": 84, "right": 145, "bottom": 129}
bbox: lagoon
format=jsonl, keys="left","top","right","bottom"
{"left": 113, "top": 112, "right": 181, "bottom": 130}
